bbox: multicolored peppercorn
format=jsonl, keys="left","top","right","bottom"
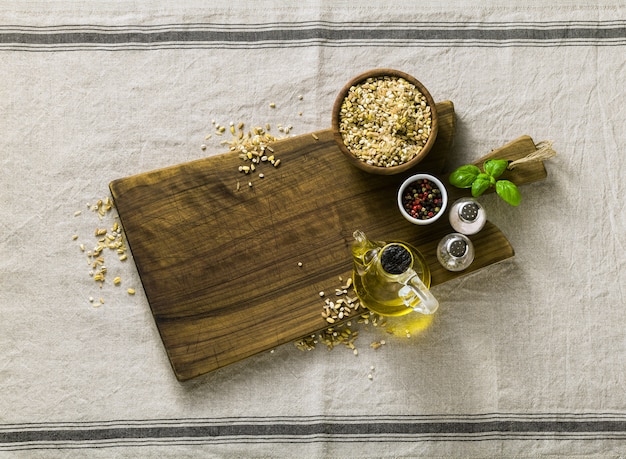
{"left": 401, "top": 178, "right": 443, "bottom": 220}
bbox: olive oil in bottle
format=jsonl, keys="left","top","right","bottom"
{"left": 351, "top": 230, "right": 437, "bottom": 317}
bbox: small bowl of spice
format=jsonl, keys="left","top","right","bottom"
{"left": 332, "top": 68, "right": 438, "bottom": 175}
{"left": 397, "top": 173, "right": 448, "bottom": 225}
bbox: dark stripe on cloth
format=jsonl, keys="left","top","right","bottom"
{"left": 2, "top": 416, "right": 626, "bottom": 450}
{"left": 0, "top": 22, "right": 625, "bottom": 49}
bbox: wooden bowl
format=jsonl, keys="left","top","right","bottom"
{"left": 331, "top": 69, "right": 438, "bottom": 175}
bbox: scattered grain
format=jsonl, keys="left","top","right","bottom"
{"left": 74, "top": 196, "right": 131, "bottom": 305}
{"left": 294, "top": 334, "right": 317, "bottom": 351}
{"left": 218, "top": 121, "right": 287, "bottom": 185}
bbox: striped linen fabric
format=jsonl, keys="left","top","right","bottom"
{"left": 2, "top": 3, "right": 625, "bottom": 457}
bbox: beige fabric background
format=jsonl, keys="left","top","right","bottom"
{"left": 1, "top": 1, "right": 625, "bottom": 457}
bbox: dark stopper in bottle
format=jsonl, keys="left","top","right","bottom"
{"left": 380, "top": 244, "right": 412, "bottom": 275}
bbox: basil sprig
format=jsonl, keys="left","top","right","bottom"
{"left": 449, "top": 159, "right": 521, "bottom": 206}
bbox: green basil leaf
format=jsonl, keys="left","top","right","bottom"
{"left": 471, "top": 175, "right": 491, "bottom": 197}
{"left": 484, "top": 159, "right": 508, "bottom": 179}
{"left": 496, "top": 180, "right": 522, "bottom": 206}
{"left": 449, "top": 165, "right": 480, "bottom": 188}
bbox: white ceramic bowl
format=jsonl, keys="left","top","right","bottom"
{"left": 397, "top": 173, "right": 448, "bottom": 225}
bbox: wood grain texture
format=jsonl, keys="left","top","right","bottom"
{"left": 110, "top": 101, "right": 546, "bottom": 380}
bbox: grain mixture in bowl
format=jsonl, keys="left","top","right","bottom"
{"left": 338, "top": 76, "right": 432, "bottom": 168}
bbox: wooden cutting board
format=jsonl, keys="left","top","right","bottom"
{"left": 110, "top": 101, "right": 547, "bottom": 380}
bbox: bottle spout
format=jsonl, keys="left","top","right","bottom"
{"left": 351, "top": 230, "right": 379, "bottom": 276}
{"left": 352, "top": 229, "right": 367, "bottom": 246}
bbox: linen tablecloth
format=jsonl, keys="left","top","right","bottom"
{"left": 1, "top": 1, "right": 625, "bottom": 457}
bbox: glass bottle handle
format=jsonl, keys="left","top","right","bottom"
{"left": 398, "top": 270, "right": 439, "bottom": 314}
